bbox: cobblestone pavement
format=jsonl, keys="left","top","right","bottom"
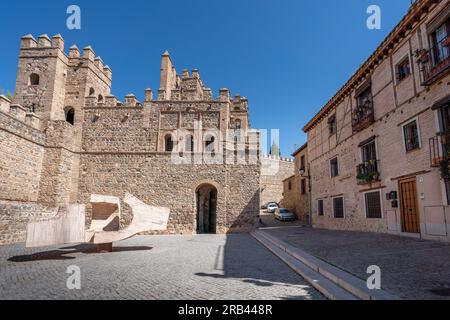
{"left": 0, "top": 234, "right": 324, "bottom": 300}
{"left": 262, "top": 227, "right": 450, "bottom": 300}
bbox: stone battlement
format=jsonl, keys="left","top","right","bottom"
{"left": 84, "top": 89, "right": 248, "bottom": 109}
{"left": 261, "top": 154, "right": 294, "bottom": 163}
{"left": 20, "top": 34, "right": 112, "bottom": 81}
{"left": 0, "top": 95, "right": 42, "bottom": 130}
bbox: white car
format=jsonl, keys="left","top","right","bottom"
{"left": 266, "top": 203, "right": 279, "bottom": 213}
{"left": 275, "top": 208, "right": 297, "bottom": 222}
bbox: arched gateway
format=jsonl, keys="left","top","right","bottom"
{"left": 196, "top": 184, "right": 218, "bottom": 234}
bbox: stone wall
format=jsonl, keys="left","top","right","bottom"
{"left": 77, "top": 154, "right": 260, "bottom": 234}
{"left": 0, "top": 102, "right": 45, "bottom": 202}
{"left": 260, "top": 156, "right": 295, "bottom": 205}
{"left": 0, "top": 201, "right": 57, "bottom": 245}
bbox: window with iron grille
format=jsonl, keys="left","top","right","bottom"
{"left": 365, "top": 191, "right": 382, "bottom": 219}
{"left": 403, "top": 120, "right": 420, "bottom": 152}
{"left": 361, "top": 140, "right": 377, "bottom": 162}
{"left": 318, "top": 199, "right": 324, "bottom": 216}
{"left": 301, "top": 179, "right": 306, "bottom": 195}
{"left": 396, "top": 57, "right": 411, "bottom": 83}
{"left": 330, "top": 157, "right": 339, "bottom": 177}
{"left": 333, "top": 197, "right": 344, "bottom": 218}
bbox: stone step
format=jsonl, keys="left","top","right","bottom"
{"left": 251, "top": 231, "right": 358, "bottom": 300}
{"left": 254, "top": 229, "right": 400, "bottom": 300}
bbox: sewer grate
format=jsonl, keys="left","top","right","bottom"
{"left": 429, "top": 288, "right": 450, "bottom": 297}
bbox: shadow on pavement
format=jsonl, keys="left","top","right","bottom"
{"left": 8, "top": 244, "right": 152, "bottom": 262}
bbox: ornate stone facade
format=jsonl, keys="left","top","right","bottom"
{"left": 0, "top": 34, "right": 261, "bottom": 244}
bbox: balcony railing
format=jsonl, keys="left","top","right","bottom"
{"left": 430, "top": 131, "right": 450, "bottom": 168}
{"left": 356, "top": 160, "right": 380, "bottom": 184}
{"left": 419, "top": 36, "right": 450, "bottom": 86}
{"left": 352, "top": 100, "right": 375, "bottom": 133}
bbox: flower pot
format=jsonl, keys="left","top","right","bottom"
{"left": 443, "top": 37, "right": 450, "bottom": 47}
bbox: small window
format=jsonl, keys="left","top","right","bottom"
{"left": 396, "top": 57, "right": 411, "bottom": 83}
{"left": 98, "top": 95, "right": 104, "bottom": 103}
{"left": 328, "top": 115, "right": 337, "bottom": 135}
{"left": 288, "top": 181, "right": 292, "bottom": 191}
{"left": 89, "top": 88, "right": 95, "bottom": 96}
{"left": 333, "top": 197, "right": 344, "bottom": 218}
{"left": 234, "top": 120, "right": 241, "bottom": 143}
{"left": 318, "top": 199, "right": 324, "bottom": 216}
{"left": 65, "top": 108, "right": 75, "bottom": 125}
{"left": 300, "top": 155, "right": 306, "bottom": 171}
{"left": 205, "top": 136, "right": 215, "bottom": 152}
{"left": 361, "top": 140, "right": 377, "bottom": 162}
{"left": 165, "top": 135, "right": 174, "bottom": 152}
{"left": 330, "top": 157, "right": 339, "bottom": 177}
{"left": 357, "top": 87, "right": 372, "bottom": 108}
{"left": 301, "top": 179, "right": 306, "bottom": 195}
{"left": 185, "top": 135, "right": 194, "bottom": 152}
{"left": 29, "top": 73, "right": 40, "bottom": 86}
{"left": 365, "top": 191, "right": 382, "bottom": 219}
{"left": 403, "top": 119, "right": 421, "bottom": 152}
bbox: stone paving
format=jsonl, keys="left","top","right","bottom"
{"left": 262, "top": 226, "right": 450, "bottom": 300}
{"left": 0, "top": 234, "right": 324, "bottom": 300}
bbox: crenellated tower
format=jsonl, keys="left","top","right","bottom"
{"left": 14, "top": 34, "right": 112, "bottom": 131}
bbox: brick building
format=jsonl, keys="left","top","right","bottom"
{"left": 280, "top": 143, "right": 310, "bottom": 223}
{"left": 303, "top": 0, "right": 450, "bottom": 242}
{"left": 0, "top": 34, "right": 261, "bottom": 244}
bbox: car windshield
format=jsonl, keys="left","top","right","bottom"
{"left": 280, "top": 209, "right": 290, "bottom": 213}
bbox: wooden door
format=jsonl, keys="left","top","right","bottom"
{"left": 399, "top": 178, "right": 421, "bottom": 234}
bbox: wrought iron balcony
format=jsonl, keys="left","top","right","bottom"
{"left": 356, "top": 160, "right": 380, "bottom": 184}
{"left": 352, "top": 100, "right": 375, "bottom": 133}
{"left": 430, "top": 131, "right": 450, "bottom": 168}
{"left": 419, "top": 36, "right": 450, "bottom": 86}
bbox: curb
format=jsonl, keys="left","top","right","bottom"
{"left": 252, "top": 229, "right": 401, "bottom": 300}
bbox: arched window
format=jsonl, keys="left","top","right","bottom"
{"left": 89, "top": 88, "right": 95, "bottom": 96}
{"left": 165, "top": 135, "right": 174, "bottom": 152}
{"left": 185, "top": 135, "right": 194, "bottom": 152}
{"left": 65, "top": 108, "right": 75, "bottom": 125}
{"left": 29, "top": 73, "right": 40, "bottom": 86}
{"left": 205, "top": 135, "right": 215, "bottom": 153}
{"left": 98, "top": 95, "right": 104, "bottom": 103}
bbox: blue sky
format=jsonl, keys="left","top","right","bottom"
{"left": 0, "top": 0, "right": 412, "bottom": 156}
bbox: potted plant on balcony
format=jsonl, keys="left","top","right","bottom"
{"left": 440, "top": 159, "right": 450, "bottom": 180}
{"left": 356, "top": 170, "right": 379, "bottom": 184}
{"left": 443, "top": 37, "right": 450, "bottom": 47}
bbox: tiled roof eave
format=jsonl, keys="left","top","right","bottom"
{"left": 303, "top": 0, "right": 436, "bottom": 133}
